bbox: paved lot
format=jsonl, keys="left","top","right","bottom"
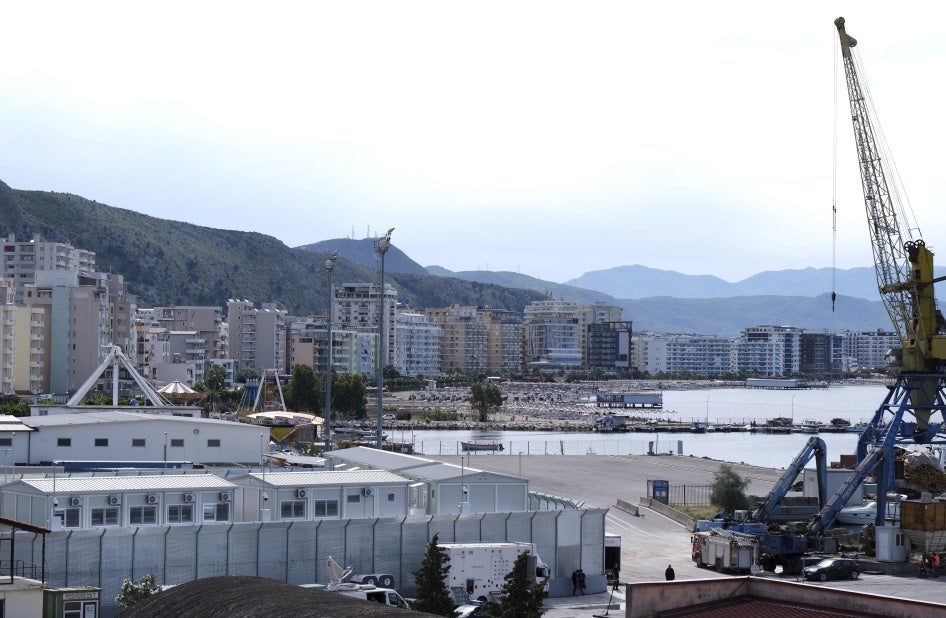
{"left": 428, "top": 452, "right": 946, "bottom": 615}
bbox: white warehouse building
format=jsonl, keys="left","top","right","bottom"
{"left": 12, "top": 411, "right": 267, "bottom": 466}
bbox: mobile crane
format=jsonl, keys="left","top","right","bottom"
{"left": 835, "top": 17, "right": 946, "bottom": 526}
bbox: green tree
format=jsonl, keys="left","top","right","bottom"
{"left": 115, "top": 573, "right": 161, "bottom": 610}
{"left": 0, "top": 396, "right": 29, "bottom": 417}
{"left": 286, "top": 364, "right": 321, "bottom": 412}
{"left": 469, "top": 382, "right": 504, "bottom": 422}
{"left": 334, "top": 372, "right": 367, "bottom": 418}
{"left": 710, "top": 463, "right": 750, "bottom": 514}
{"left": 196, "top": 364, "right": 228, "bottom": 411}
{"left": 410, "top": 533, "right": 456, "bottom": 616}
{"left": 481, "top": 552, "right": 547, "bottom": 618}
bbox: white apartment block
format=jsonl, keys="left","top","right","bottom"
{"left": 842, "top": 329, "right": 900, "bottom": 371}
{"left": 152, "top": 306, "right": 224, "bottom": 376}
{"left": 0, "top": 280, "right": 15, "bottom": 394}
{"left": 523, "top": 300, "right": 583, "bottom": 368}
{"left": 393, "top": 311, "right": 441, "bottom": 377}
{"left": 732, "top": 325, "right": 803, "bottom": 377}
{"left": 2, "top": 234, "right": 95, "bottom": 305}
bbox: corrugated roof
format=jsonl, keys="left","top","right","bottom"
{"left": 247, "top": 470, "right": 410, "bottom": 487}
{"left": 657, "top": 595, "right": 889, "bottom": 618}
{"left": 18, "top": 474, "right": 236, "bottom": 494}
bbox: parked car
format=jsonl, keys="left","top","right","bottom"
{"left": 455, "top": 602, "right": 484, "bottom": 618}
{"left": 802, "top": 557, "right": 861, "bottom": 581}
{"left": 381, "top": 414, "right": 396, "bottom": 420}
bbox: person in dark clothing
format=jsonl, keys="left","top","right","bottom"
{"left": 611, "top": 564, "right": 620, "bottom": 591}
{"left": 571, "top": 569, "right": 579, "bottom": 595}
{"left": 665, "top": 564, "right": 675, "bottom": 581}
{"left": 577, "top": 569, "right": 586, "bottom": 594}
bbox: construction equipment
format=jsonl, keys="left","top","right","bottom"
{"left": 835, "top": 16, "right": 946, "bottom": 526}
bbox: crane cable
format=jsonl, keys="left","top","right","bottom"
{"left": 831, "top": 30, "right": 838, "bottom": 313}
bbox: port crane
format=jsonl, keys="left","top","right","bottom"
{"left": 835, "top": 16, "right": 946, "bottom": 526}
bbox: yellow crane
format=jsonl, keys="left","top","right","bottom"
{"left": 835, "top": 16, "right": 946, "bottom": 524}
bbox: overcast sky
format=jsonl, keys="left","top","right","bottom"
{"left": 2, "top": 2, "right": 945, "bottom": 286}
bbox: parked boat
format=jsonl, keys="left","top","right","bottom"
{"left": 837, "top": 496, "right": 904, "bottom": 525}
{"left": 801, "top": 419, "right": 822, "bottom": 434}
{"left": 461, "top": 441, "right": 504, "bottom": 452}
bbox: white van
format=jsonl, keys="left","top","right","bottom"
{"left": 336, "top": 585, "right": 409, "bottom": 608}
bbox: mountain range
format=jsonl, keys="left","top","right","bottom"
{"left": 0, "top": 179, "right": 899, "bottom": 336}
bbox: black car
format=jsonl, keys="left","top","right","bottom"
{"left": 803, "top": 557, "right": 861, "bottom": 581}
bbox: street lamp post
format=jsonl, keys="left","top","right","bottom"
{"left": 791, "top": 394, "right": 797, "bottom": 425}
{"left": 374, "top": 228, "right": 394, "bottom": 449}
{"left": 518, "top": 451, "right": 524, "bottom": 478}
{"left": 324, "top": 251, "right": 338, "bottom": 455}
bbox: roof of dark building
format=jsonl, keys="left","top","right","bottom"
{"left": 118, "top": 576, "right": 438, "bottom": 618}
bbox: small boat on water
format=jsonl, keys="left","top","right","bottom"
{"left": 801, "top": 419, "right": 822, "bottom": 434}
{"left": 461, "top": 441, "right": 504, "bottom": 452}
{"left": 335, "top": 428, "right": 388, "bottom": 440}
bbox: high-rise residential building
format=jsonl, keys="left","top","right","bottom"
{"left": 226, "top": 300, "right": 286, "bottom": 376}
{"left": 393, "top": 311, "right": 441, "bottom": 377}
{"left": 2, "top": 234, "right": 96, "bottom": 305}
{"left": 0, "top": 279, "right": 16, "bottom": 395}
{"left": 523, "top": 300, "right": 583, "bottom": 368}
{"left": 424, "top": 305, "right": 487, "bottom": 375}
{"left": 587, "top": 321, "right": 633, "bottom": 372}
{"left": 633, "top": 333, "right": 733, "bottom": 377}
{"left": 732, "top": 325, "right": 803, "bottom": 377}
{"left": 478, "top": 307, "right": 524, "bottom": 375}
{"left": 842, "top": 329, "right": 900, "bottom": 371}
{"left": 800, "top": 332, "right": 844, "bottom": 378}
{"left": 331, "top": 283, "right": 397, "bottom": 367}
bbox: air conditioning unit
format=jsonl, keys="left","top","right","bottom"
{"left": 69, "top": 497, "right": 82, "bottom": 507}
{"left": 108, "top": 495, "right": 121, "bottom": 506}
{"left": 296, "top": 488, "right": 307, "bottom": 499}
{"left": 362, "top": 488, "right": 373, "bottom": 497}
{"left": 183, "top": 493, "right": 195, "bottom": 503}
{"left": 146, "top": 494, "right": 158, "bottom": 505}
{"left": 219, "top": 492, "right": 232, "bottom": 502}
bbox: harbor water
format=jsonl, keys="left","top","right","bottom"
{"left": 403, "top": 384, "right": 891, "bottom": 469}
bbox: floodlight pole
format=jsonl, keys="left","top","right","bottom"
{"left": 324, "top": 251, "right": 338, "bottom": 454}
{"left": 374, "top": 229, "right": 394, "bottom": 449}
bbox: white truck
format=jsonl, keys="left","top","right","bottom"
{"left": 439, "top": 541, "right": 549, "bottom": 603}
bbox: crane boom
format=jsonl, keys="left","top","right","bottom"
{"left": 834, "top": 16, "right": 946, "bottom": 373}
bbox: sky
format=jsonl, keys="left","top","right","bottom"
{"left": 2, "top": 2, "right": 946, "bottom": 286}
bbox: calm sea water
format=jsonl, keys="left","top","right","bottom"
{"left": 402, "top": 384, "right": 891, "bottom": 469}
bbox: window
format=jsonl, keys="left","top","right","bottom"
{"left": 132, "top": 438, "right": 146, "bottom": 447}
{"left": 129, "top": 505, "right": 157, "bottom": 525}
{"left": 57, "top": 437, "right": 71, "bottom": 447}
{"left": 0, "top": 437, "right": 10, "bottom": 447}
{"left": 54, "top": 508, "right": 80, "bottom": 528}
{"left": 207, "top": 439, "right": 221, "bottom": 447}
{"left": 171, "top": 438, "right": 184, "bottom": 448}
{"left": 94, "top": 438, "right": 108, "bottom": 447}
{"left": 346, "top": 494, "right": 361, "bottom": 504}
{"left": 203, "top": 502, "right": 230, "bottom": 522}
{"left": 280, "top": 500, "right": 306, "bottom": 519}
{"left": 167, "top": 504, "right": 194, "bottom": 524}
{"left": 387, "top": 493, "right": 395, "bottom": 502}
{"left": 314, "top": 500, "right": 339, "bottom": 518}
{"left": 90, "top": 507, "right": 120, "bottom": 526}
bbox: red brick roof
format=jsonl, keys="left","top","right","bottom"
{"left": 656, "top": 595, "right": 887, "bottom": 618}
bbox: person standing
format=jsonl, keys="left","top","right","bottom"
{"left": 571, "top": 569, "right": 579, "bottom": 596}
{"left": 611, "top": 564, "right": 620, "bottom": 591}
{"left": 577, "top": 568, "right": 586, "bottom": 594}
{"left": 665, "top": 564, "right": 675, "bottom": 581}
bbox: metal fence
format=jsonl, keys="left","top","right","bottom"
{"left": 10, "top": 508, "right": 607, "bottom": 617}
{"left": 668, "top": 484, "right": 713, "bottom": 506}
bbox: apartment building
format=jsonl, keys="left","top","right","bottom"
{"left": 479, "top": 307, "right": 524, "bottom": 375}
{"left": 424, "top": 305, "right": 487, "bottom": 375}
{"left": 152, "top": 306, "right": 224, "bottom": 378}
{"left": 587, "top": 321, "right": 632, "bottom": 371}
{"left": 842, "top": 329, "right": 900, "bottom": 371}
{"left": 0, "top": 280, "right": 15, "bottom": 394}
{"left": 732, "top": 325, "right": 803, "bottom": 377}
{"left": 393, "top": 311, "right": 441, "bottom": 376}
{"left": 800, "top": 332, "right": 844, "bottom": 377}
{"left": 226, "top": 300, "right": 286, "bottom": 376}
{"left": 523, "top": 300, "right": 583, "bottom": 368}
{"left": 331, "top": 283, "right": 397, "bottom": 368}
{"left": 2, "top": 234, "right": 95, "bottom": 305}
